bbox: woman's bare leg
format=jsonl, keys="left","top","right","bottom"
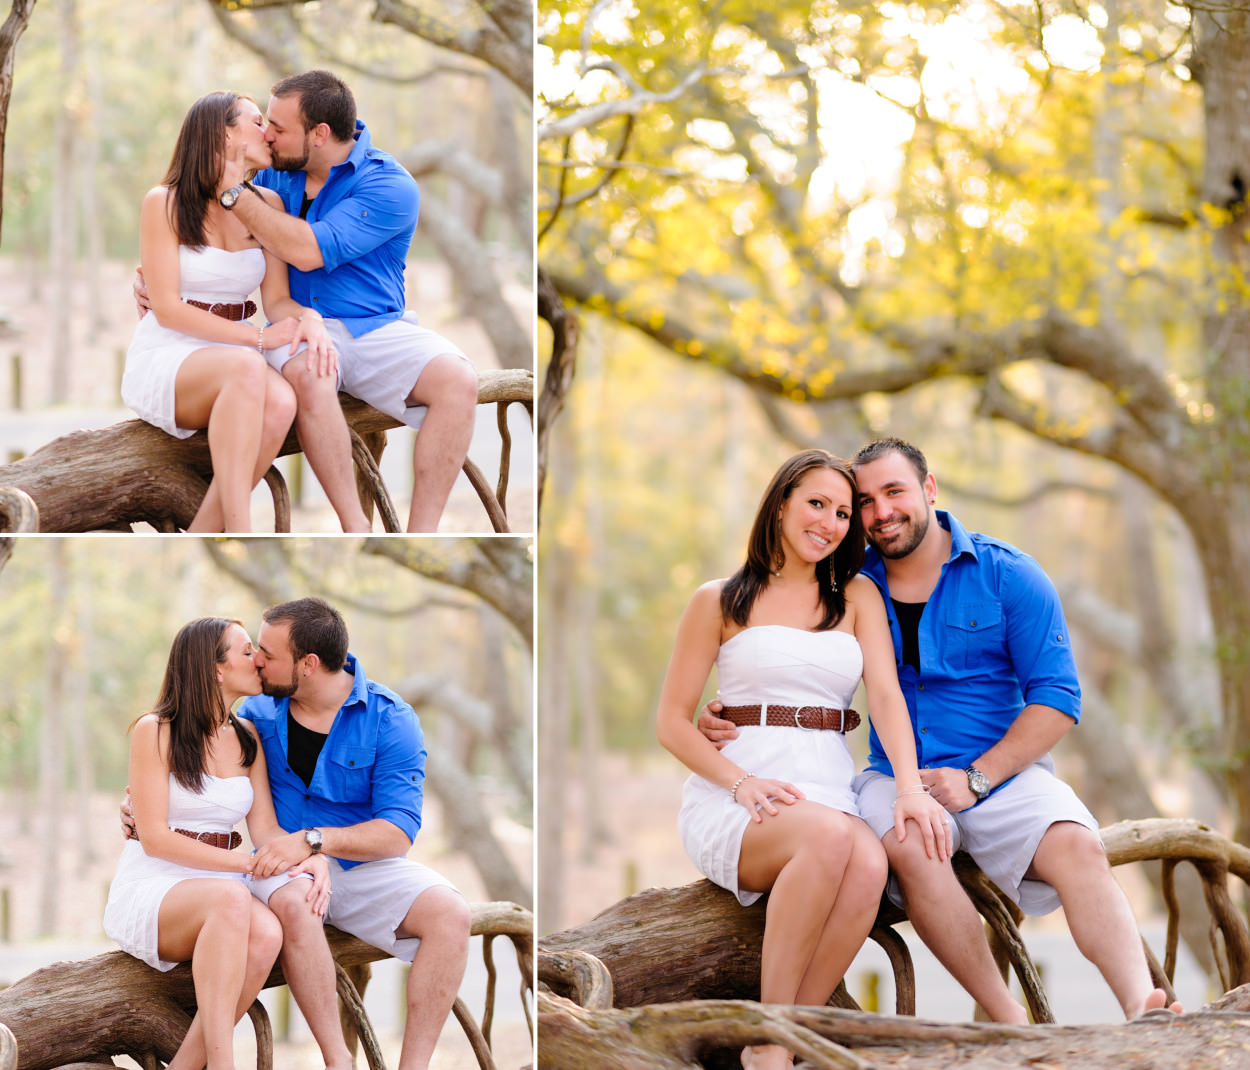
{"left": 737, "top": 801, "right": 872, "bottom": 1070}
{"left": 174, "top": 346, "right": 272, "bottom": 532}
{"left": 792, "top": 819, "right": 888, "bottom": 1005}
{"left": 156, "top": 879, "right": 256, "bottom": 1070}
{"left": 191, "top": 366, "right": 297, "bottom": 531}
{"left": 167, "top": 898, "right": 284, "bottom": 1069}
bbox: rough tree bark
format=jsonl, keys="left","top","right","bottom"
{"left": 537, "top": 820, "right": 1250, "bottom": 1068}
{"left": 0, "top": 903, "right": 533, "bottom": 1070}
{"left": 0, "top": 370, "right": 532, "bottom": 533}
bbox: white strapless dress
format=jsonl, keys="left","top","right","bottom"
{"left": 121, "top": 245, "right": 267, "bottom": 438}
{"left": 103, "top": 773, "right": 254, "bottom": 971}
{"left": 678, "top": 626, "right": 864, "bottom": 905}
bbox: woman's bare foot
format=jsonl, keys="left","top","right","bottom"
{"left": 1140, "top": 988, "right": 1183, "bottom": 1015}
{"left": 741, "top": 1044, "right": 793, "bottom": 1070}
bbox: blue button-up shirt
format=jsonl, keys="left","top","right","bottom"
{"left": 253, "top": 120, "right": 419, "bottom": 337}
{"left": 862, "top": 511, "right": 1081, "bottom": 779}
{"left": 237, "top": 653, "right": 425, "bottom": 869}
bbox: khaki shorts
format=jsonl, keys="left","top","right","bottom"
{"left": 264, "top": 311, "right": 472, "bottom": 432}
{"left": 853, "top": 756, "right": 1100, "bottom": 916}
{"left": 250, "top": 855, "right": 461, "bottom": 963}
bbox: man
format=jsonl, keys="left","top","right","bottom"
{"left": 699, "top": 437, "right": 1180, "bottom": 1021}
{"left": 127, "top": 597, "right": 471, "bottom": 1070}
{"left": 159, "top": 70, "right": 479, "bottom": 532}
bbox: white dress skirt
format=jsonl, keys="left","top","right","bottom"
{"left": 103, "top": 773, "right": 253, "bottom": 971}
{"left": 678, "top": 625, "right": 864, "bottom": 905}
{"left": 121, "top": 245, "right": 267, "bottom": 439}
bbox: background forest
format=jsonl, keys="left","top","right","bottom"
{"left": 0, "top": 0, "right": 534, "bottom": 531}
{"left": 536, "top": 0, "right": 1248, "bottom": 1014}
{"left": 0, "top": 534, "right": 533, "bottom": 1065}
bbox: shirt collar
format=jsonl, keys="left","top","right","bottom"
{"left": 331, "top": 120, "right": 371, "bottom": 179}
{"left": 341, "top": 651, "right": 367, "bottom": 710}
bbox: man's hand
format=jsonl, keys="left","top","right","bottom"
{"left": 251, "top": 830, "right": 314, "bottom": 878}
{"left": 133, "top": 267, "right": 151, "bottom": 320}
{"left": 120, "top": 786, "right": 138, "bottom": 841}
{"left": 695, "top": 699, "right": 740, "bottom": 750}
{"left": 920, "top": 767, "right": 979, "bottom": 813}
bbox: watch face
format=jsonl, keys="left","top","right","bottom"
{"left": 968, "top": 769, "right": 990, "bottom": 797}
{"left": 221, "top": 189, "right": 237, "bottom": 208}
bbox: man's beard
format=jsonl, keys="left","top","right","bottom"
{"left": 270, "top": 148, "right": 310, "bottom": 172}
{"left": 260, "top": 667, "right": 300, "bottom": 699}
{"left": 868, "top": 508, "right": 930, "bottom": 560}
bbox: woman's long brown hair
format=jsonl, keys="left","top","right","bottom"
{"left": 161, "top": 90, "right": 249, "bottom": 247}
{"left": 138, "top": 616, "right": 257, "bottom": 792}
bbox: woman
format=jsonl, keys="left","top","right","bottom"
{"left": 104, "top": 617, "right": 330, "bottom": 1070}
{"left": 121, "top": 90, "right": 335, "bottom": 532}
{"left": 656, "top": 450, "right": 951, "bottom": 1070}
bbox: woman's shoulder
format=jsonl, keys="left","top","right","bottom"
{"left": 129, "top": 712, "right": 170, "bottom": 759}
{"left": 689, "top": 578, "right": 728, "bottom": 611}
{"left": 141, "top": 185, "right": 172, "bottom": 206}
{"left": 844, "top": 572, "right": 886, "bottom": 616}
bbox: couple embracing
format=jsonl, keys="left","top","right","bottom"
{"left": 121, "top": 69, "right": 478, "bottom": 533}
{"left": 103, "top": 598, "right": 469, "bottom": 1070}
{"left": 658, "top": 437, "right": 1181, "bottom": 1070}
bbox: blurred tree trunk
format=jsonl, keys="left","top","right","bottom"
{"left": 0, "top": 0, "right": 37, "bottom": 244}
{"left": 80, "top": 22, "right": 103, "bottom": 331}
{"left": 577, "top": 335, "right": 609, "bottom": 858}
{"left": 37, "top": 541, "right": 68, "bottom": 936}
{"left": 1192, "top": 9, "right": 1250, "bottom": 846}
{"left": 479, "top": 603, "right": 533, "bottom": 811}
{"left": 538, "top": 422, "right": 575, "bottom": 932}
{"left": 70, "top": 570, "right": 95, "bottom": 866}
{"left": 49, "top": 0, "right": 79, "bottom": 403}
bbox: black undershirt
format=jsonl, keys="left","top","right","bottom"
{"left": 891, "top": 599, "right": 926, "bottom": 672}
{"left": 299, "top": 193, "right": 314, "bottom": 220}
{"left": 287, "top": 710, "right": 328, "bottom": 787}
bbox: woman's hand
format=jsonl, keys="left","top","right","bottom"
{"left": 892, "top": 789, "right": 952, "bottom": 861}
{"left": 295, "top": 313, "right": 337, "bottom": 378}
{"left": 261, "top": 315, "right": 302, "bottom": 351}
{"left": 734, "top": 775, "right": 805, "bottom": 823}
{"left": 287, "top": 852, "right": 333, "bottom": 917}
{"left": 219, "top": 138, "right": 247, "bottom": 196}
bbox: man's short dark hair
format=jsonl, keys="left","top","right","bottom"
{"left": 271, "top": 70, "right": 357, "bottom": 142}
{"left": 263, "top": 597, "right": 349, "bottom": 672}
{"left": 852, "top": 437, "right": 929, "bottom": 485}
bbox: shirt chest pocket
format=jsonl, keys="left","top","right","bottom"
{"left": 944, "top": 601, "right": 1005, "bottom": 671}
{"left": 324, "top": 747, "right": 375, "bottom": 802}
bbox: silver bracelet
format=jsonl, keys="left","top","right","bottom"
{"left": 256, "top": 324, "right": 265, "bottom": 353}
{"left": 894, "top": 785, "right": 931, "bottom": 804}
{"left": 730, "top": 772, "right": 755, "bottom": 804}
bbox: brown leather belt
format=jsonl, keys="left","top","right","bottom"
{"left": 174, "top": 828, "right": 242, "bottom": 850}
{"left": 720, "top": 703, "right": 860, "bottom": 733}
{"left": 185, "top": 298, "right": 257, "bottom": 321}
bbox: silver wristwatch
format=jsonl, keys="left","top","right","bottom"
{"left": 219, "top": 182, "right": 246, "bottom": 209}
{"left": 965, "top": 766, "right": 991, "bottom": 801}
{"left": 304, "top": 827, "right": 323, "bottom": 854}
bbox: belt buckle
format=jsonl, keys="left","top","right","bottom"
{"left": 793, "top": 705, "right": 820, "bottom": 731}
{"left": 207, "top": 302, "right": 226, "bottom": 318}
